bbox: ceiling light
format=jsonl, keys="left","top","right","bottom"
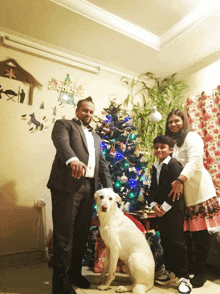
{"left": 2, "top": 35, "right": 100, "bottom": 74}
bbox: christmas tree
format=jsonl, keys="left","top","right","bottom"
{"left": 95, "top": 97, "right": 149, "bottom": 211}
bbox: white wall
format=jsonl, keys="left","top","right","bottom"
{"left": 182, "top": 59, "right": 220, "bottom": 98}
{"left": 0, "top": 45, "right": 129, "bottom": 255}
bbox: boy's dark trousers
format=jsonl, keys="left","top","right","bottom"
{"left": 158, "top": 198, "right": 189, "bottom": 279}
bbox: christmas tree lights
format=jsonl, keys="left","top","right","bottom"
{"left": 95, "top": 97, "right": 149, "bottom": 211}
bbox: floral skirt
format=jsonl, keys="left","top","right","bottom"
{"left": 184, "top": 196, "right": 220, "bottom": 232}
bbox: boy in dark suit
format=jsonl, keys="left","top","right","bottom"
{"left": 148, "top": 135, "right": 192, "bottom": 294}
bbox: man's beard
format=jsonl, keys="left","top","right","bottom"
{"left": 82, "top": 117, "right": 91, "bottom": 126}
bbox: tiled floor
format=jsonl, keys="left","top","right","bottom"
{"left": 0, "top": 261, "right": 219, "bottom": 294}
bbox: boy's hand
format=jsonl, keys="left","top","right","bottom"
{"left": 153, "top": 204, "right": 166, "bottom": 217}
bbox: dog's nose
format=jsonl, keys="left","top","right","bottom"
{"left": 101, "top": 205, "right": 108, "bottom": 212}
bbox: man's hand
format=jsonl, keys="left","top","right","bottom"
{"left": 153, "top": 204, "right": 166, "bottom": 217}
{"left": 70, "top": 160, "right": 87, "bottom": 179}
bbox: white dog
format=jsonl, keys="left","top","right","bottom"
{"left": 94, "top": 188, "right": 155, "bottom": 294}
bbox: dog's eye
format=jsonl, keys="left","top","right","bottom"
{"left": 100, "top": 195, "right": 104, "bottom": 199}
{"left": 109, "top": 197, "right": 112, "bottom": 200}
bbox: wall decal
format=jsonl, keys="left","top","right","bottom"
{"left": 0, "top": 58, "right": 42, "bottom": 105}
{"left": 0, "top": 86, "right": 18, "bottom": 101}
{"left": 19, "top": 88, "right": 26, "bottom": 103}
{"left": 0, "top": 84, "right": 27, "bottom": 103}
{"left": 40, "top": 102, "right": 44, "bottom": 109}
{"left": 28, "top": 113, "right": 43, "bottom": 130}
{"left": 52, "top": 106, "right": 57, "bottom": 116}
{"left": 5, "top": 68, "right": 16, "bottom": 79}
{"left": 48, "top": 74, "right": 84, "bottom": 105}
{"left": 22, "top": 113, "right": 48, "bottom": 133}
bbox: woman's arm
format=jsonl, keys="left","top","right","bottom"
{"left": 168, "top": 132, "right": 203, "bottom": 201}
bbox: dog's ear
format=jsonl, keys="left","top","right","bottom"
{"left": 115, "top": 193, "right": 122, "bottom": 204}
{"left": 94, "top": 191, "right": 98, "bottom": 200}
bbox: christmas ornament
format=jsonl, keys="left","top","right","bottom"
{"left": 118, "top": 111, "right": 125, "bottom": 122}
{"left": 121, "top": 173, "right": 128, "bottom": 183}
{"left": 102, "top": 124, "right": 111, "bottom": 135}
{"left": 110, "top": 145, "right": 116, "bottom": 157}
{"left": 149, "top": 106, "right": 162, "bottom": 122}
{"left": 120, "top": 142, "right": 126, "bottom": 152}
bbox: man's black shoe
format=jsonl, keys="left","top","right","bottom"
{"left": 53, "top": 288, "right": 76, "bottom": 294}
{"left": 52, "top": 282, "right": 77, "bottom": 294}
{"left": 70, "top": 275, "right": 91, "bottom": 289}
{"left": 190, "top": 272, "right": 206, "bottom": 288}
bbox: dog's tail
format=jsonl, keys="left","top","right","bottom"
{"left": 133, "top": 283, "right": 153, "bottom": 294}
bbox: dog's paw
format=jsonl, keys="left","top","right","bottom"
{"left": 116, "top": 285, "right": 130, "bottom": 293}
{"left": 97, "top": 284, "right": 110, "bottom": 291}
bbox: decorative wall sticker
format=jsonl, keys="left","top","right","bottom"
{"left": 5, "top": 68, "right": 16, "bottom": 79}
{"left": 0, "top": 58, "right": 42, "bottom": 105}
{"left": 52, "top": 106, "right": 57, "bottom": 116}
{"left": 18, "top": 89, "right": 26, "bottom": 103}
{"left": 22, "top": 113, "right": 49, "bottom": 133}
{"left": 40, "top": 102, "right": 44, "bottom": 109}
{"left": 28, "top": 113, "right": 43, "bottom": 130}
{"left": 59, "top": 91, "right": 74, "bottom": 105}
{"left": 0, "top": 85, "right": 2, "bottom": 98}
{"left": 43, "top": 126, "right": 49, "bottom": 132}
{"left": 0, "top": 83, "right": 28, "bottom": 103}
{"left": 48, "top": 74, "right": 84, "bottom": 105}
{"left": 59, "top": 101, "right": 64, "bottom": 107}
{"left": 0, "top": 87, "right": 18, "bottom": 101}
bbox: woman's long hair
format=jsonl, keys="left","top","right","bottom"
{"left": 165, "top": 109, "right": 192, "bottom": 147}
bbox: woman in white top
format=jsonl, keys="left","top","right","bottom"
{"left": 165, "top": 109, "right": 220, "bottom": 288}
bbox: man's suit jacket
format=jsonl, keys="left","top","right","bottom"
{"left": 47, "top": 118, "right": 112, "bottom": 193}
{"left": 148, "top": 158, "right": 184, "bottom": 207}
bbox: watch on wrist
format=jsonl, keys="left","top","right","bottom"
{"left": 176, "top": 177, "right": 184, "bottom": 184}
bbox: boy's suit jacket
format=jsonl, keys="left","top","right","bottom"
{"left": 47, "top": 118, "right": 112, "bottom": 193}
{"left": 148, "top": 157, "right": 183, "bottom": 207}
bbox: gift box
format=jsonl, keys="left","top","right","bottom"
{"left": 94, "top": 237, "right": 124, "bottom": 273}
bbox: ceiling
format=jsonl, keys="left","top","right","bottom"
{"left": 1, "top": 0, "right": 220, "bottom": 78}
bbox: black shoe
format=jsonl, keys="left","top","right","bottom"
{"left": 52, "top": 281, "right": 76, "bottom": 294}
{"left": 70, "top": 275, "right": 91, "bottom": 289}
{"left": 52, "top": 287, "right": 76, "bottom": 294}
{"left": 190, "top": 272, "right": 206, "bottom": 288}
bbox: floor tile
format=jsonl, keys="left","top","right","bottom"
{"left": 0, "top": 262, "right": 219, "bottom": 294}
{"left": 0, "top": 262, "right": 52, "bottom": 294}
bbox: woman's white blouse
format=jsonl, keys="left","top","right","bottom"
{"left": 172, "top": 132, "right": 216, "bottom": 207}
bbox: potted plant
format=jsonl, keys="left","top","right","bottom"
{"left": 121, "top": 72, "right": 187, "bottom": 171}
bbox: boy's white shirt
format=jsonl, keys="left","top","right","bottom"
{"left": 150, "top": 156, "right": 172, "bottom": 212}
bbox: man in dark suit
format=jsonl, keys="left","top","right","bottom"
{"left": 47, "top": 97, "right": 113, "bottom": 294}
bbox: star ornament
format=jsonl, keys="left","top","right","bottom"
{"left": 5, "top": 68, "right": 16, "bottom": 79}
